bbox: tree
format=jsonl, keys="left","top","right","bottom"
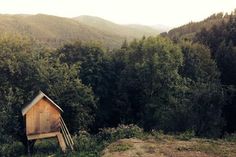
{"left": 195, "top": 14, "right": 236, "bottom": 133}
{"left": 116, "top": 36, "right": 186, "bottom": 131}
{"left": 180, "top": 42, "right": 225, "bottom": 137}
{"left": 56, "top": 41, "right": 118, "bottom": 130}
{"left": 0, "top": 34, "right": 96, "bottom": 152}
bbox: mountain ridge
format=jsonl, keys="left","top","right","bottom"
{"left": 0, "top": 14, "right": 162, "bottom": 48}
{"left": 162, "top": 12, "right": 233, "bottom": 40}
{"left": 74, "top": 15, "right": 161, "bottom": 39}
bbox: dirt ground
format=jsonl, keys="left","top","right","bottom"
{"left": 102, "top": 137, "right": 236, "bottom": 157}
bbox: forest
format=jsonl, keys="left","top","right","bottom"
{"left": 0, "top": 11, "right": 236, "bottom": 157}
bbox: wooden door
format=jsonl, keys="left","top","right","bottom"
{"left": 40, "top": 112, "right": 51, "bottom": 133}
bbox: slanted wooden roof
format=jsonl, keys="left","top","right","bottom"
{"left": 22, "top": 91, "right": 63, "bottom": 116}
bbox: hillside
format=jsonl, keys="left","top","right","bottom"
{"left": 75, "top": 15, "right": 160, "bottom": 39}
{"left": 151, "top": 24, "right": 171, "bottom": 33}
{"left": 14, "top": 134, "right": 236, "bottom": 157}
{"left": 103, "top": 137, "right": 236, "bottom": 157}
{"left": 162, "top": 12, "right": 232, "bottom": 40}
{"left": 0, "top": 14, "right": 160, "bottom": 48}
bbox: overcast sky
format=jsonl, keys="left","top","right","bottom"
{"left": 0, "top": 0, "right": 235, "bottom": 27}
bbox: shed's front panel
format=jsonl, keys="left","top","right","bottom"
{"left": 26, "top": 97, "right": 61, "bottom": 135}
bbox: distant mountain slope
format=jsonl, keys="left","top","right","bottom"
{"left": 126, "top": 24, "right": 162, "bottom": 35}
{"left": 162, "top": 12, "right": 232, "bottom": 40}
{"left": 74, "top": 15, "right": 160, "bottom": 39}
{"left": 0, "top": 14, "right": 160, "bottom": 48}
{"left": 151, "top": 24, "right": 171, "bottom": 32}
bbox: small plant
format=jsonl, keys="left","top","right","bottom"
{"left": 176, "top": 130, "right": 195, "bottom": 141}
{"left": 97, "top": 124, "right": 144, "bottom": 142}
{"left": 151, "top": 130, "right": 164, "bottom": 140}
{"left": 72, "top": 124, "right": 144, "bottom": 156}
{"left": 223, "top": 133, "right": 236, "bottom": 142}
{"left": 0, "top": 142, "right": 24, "bottom": 157}
{"left": 34, "top": 139, "right": 60, "bottom": 154}
{"left": 73, "top": 131, "right": 101, "bottom": 156}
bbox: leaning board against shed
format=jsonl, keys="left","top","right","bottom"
{"left": 22, "top": 91, "right": 74, "bottom": 152}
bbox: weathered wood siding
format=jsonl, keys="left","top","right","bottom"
{"left": 26, "top": 97, "right": 61, "bottom": 135}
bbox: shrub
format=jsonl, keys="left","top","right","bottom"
{"left": 176, "top": 130, "right": 195, "bottom": 140}
{"left": 0, "top": 142, "right": 24, "bottom": 157}
{"left": 73, "top": 131, "right": 102, "bottom": 157}
{"left": 0, "top": 125, "right": 144, "bottom": 156}
{"left": 33, "top": 139, "right": 60, "bottom": 154}
{"left": 223, "top": 133, "right": 236, "bottom": 142}
{"left": 97, "top": 124, "right": 144, "bottom": 142}
{"left": 73, "top": 124, "right": 144, "bottom": 156}
{"left": 151, "top": 130, "right": 165, "bottom": 140}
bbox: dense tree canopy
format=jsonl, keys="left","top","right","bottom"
{"left": 0, "top": 30, "right": 233, "bottom": 153}
{"left": 195, "top": 13, "right": 236, "bottom": 132}
{"left": 180, "top": 42, "right": 225, "bottom": 137}
{"left": 0, "top": 34, "right": 96, "bottom": 150}
{"left": 55, "top": 36, "right": 226, "bottom": 137}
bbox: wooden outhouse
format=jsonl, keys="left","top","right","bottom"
{"left": 22, "top": 91, "right": 74, "bottom": 152}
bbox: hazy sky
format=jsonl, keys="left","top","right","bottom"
{"left": 0, "top": 0, "right": 236, "bottom": 27}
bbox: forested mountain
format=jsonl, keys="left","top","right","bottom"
{"left": 162, "top": 11, "right": 235, "bottom": 41}
{"left": 0, "top": 14, "right": 160, "bottom": 48}
{"left": 162, "top": 9, "right": 236, "bottom": 133}
{"left": 195, "top": 12, "right": 236, "bottom": 133}
{"left": 1, "top": 9, "right": 236, "bottom": 156}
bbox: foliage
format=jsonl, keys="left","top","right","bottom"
{"left": 150, "top": 130, "right": 165, "bottom": 140}
{"left": 195, "top": 13, "right": 236, "bottom": 133}
{"left": 97, "top": 124, "right": 144, "bottom": 142}
{"left": 0, "top": 142, "right": 24, "bottom": 157}
{"left": 56, "top": 41, "right": 117, "bottom": 130}
{"left": 162, "top": 11, "right": 233, "bottom": 41}
{"left": 72, "top": 124, "right": 144, "bottom": 156}
{"left": 73, "top": 131, "right": 101, "bottom": 156}
{"left": 0, "top": 34, "right": 96, "bottom": 151}
{"left": 56, "top": 36, "right": 227, "bottom": 137}
{"left": 0, "top": 25, "right": 234, "bottom": 156}
{"left": 223, "top": 133, "right": 236, "bottom": 142}
{"left": 114, "top": 37, "right": 185, "bottom": 132}
{"left": 176, "top": 130, "right": 195, "bottom": 141}
{"left": 180, "top": 42, "right": 225, "bottom": 137}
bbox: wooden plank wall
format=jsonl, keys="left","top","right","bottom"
{"left": 26, "top": 97, "right": 61, "bottom": 135}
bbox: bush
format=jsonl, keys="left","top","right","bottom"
{"left": 73, "top": 131, "right": 101, "bottom": 156}
{"left": 0, "top": 125, "right": 144, "bottom": 156}
{"left": 33, "top": 139, "right": 60, "bottom": 154}
{"left": 176, "top": 130, "right": 195, "bottom": 140}
{"left": 73, "top": 130, "right": 107, "bottom": 157}
{"left": 97, "top": 124, "right": 144, "bottom": 142}
{"left": 151, "top": 130, "right": 165, "bottom": 140}
{"left": 73, "top": 124, "right": 144, "bottom": 156}
{"left": 223, "top": 133, "right": 236, "bottom": 142}
{"left": 0, "top": 142, "right": 24, "bottom": 157}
